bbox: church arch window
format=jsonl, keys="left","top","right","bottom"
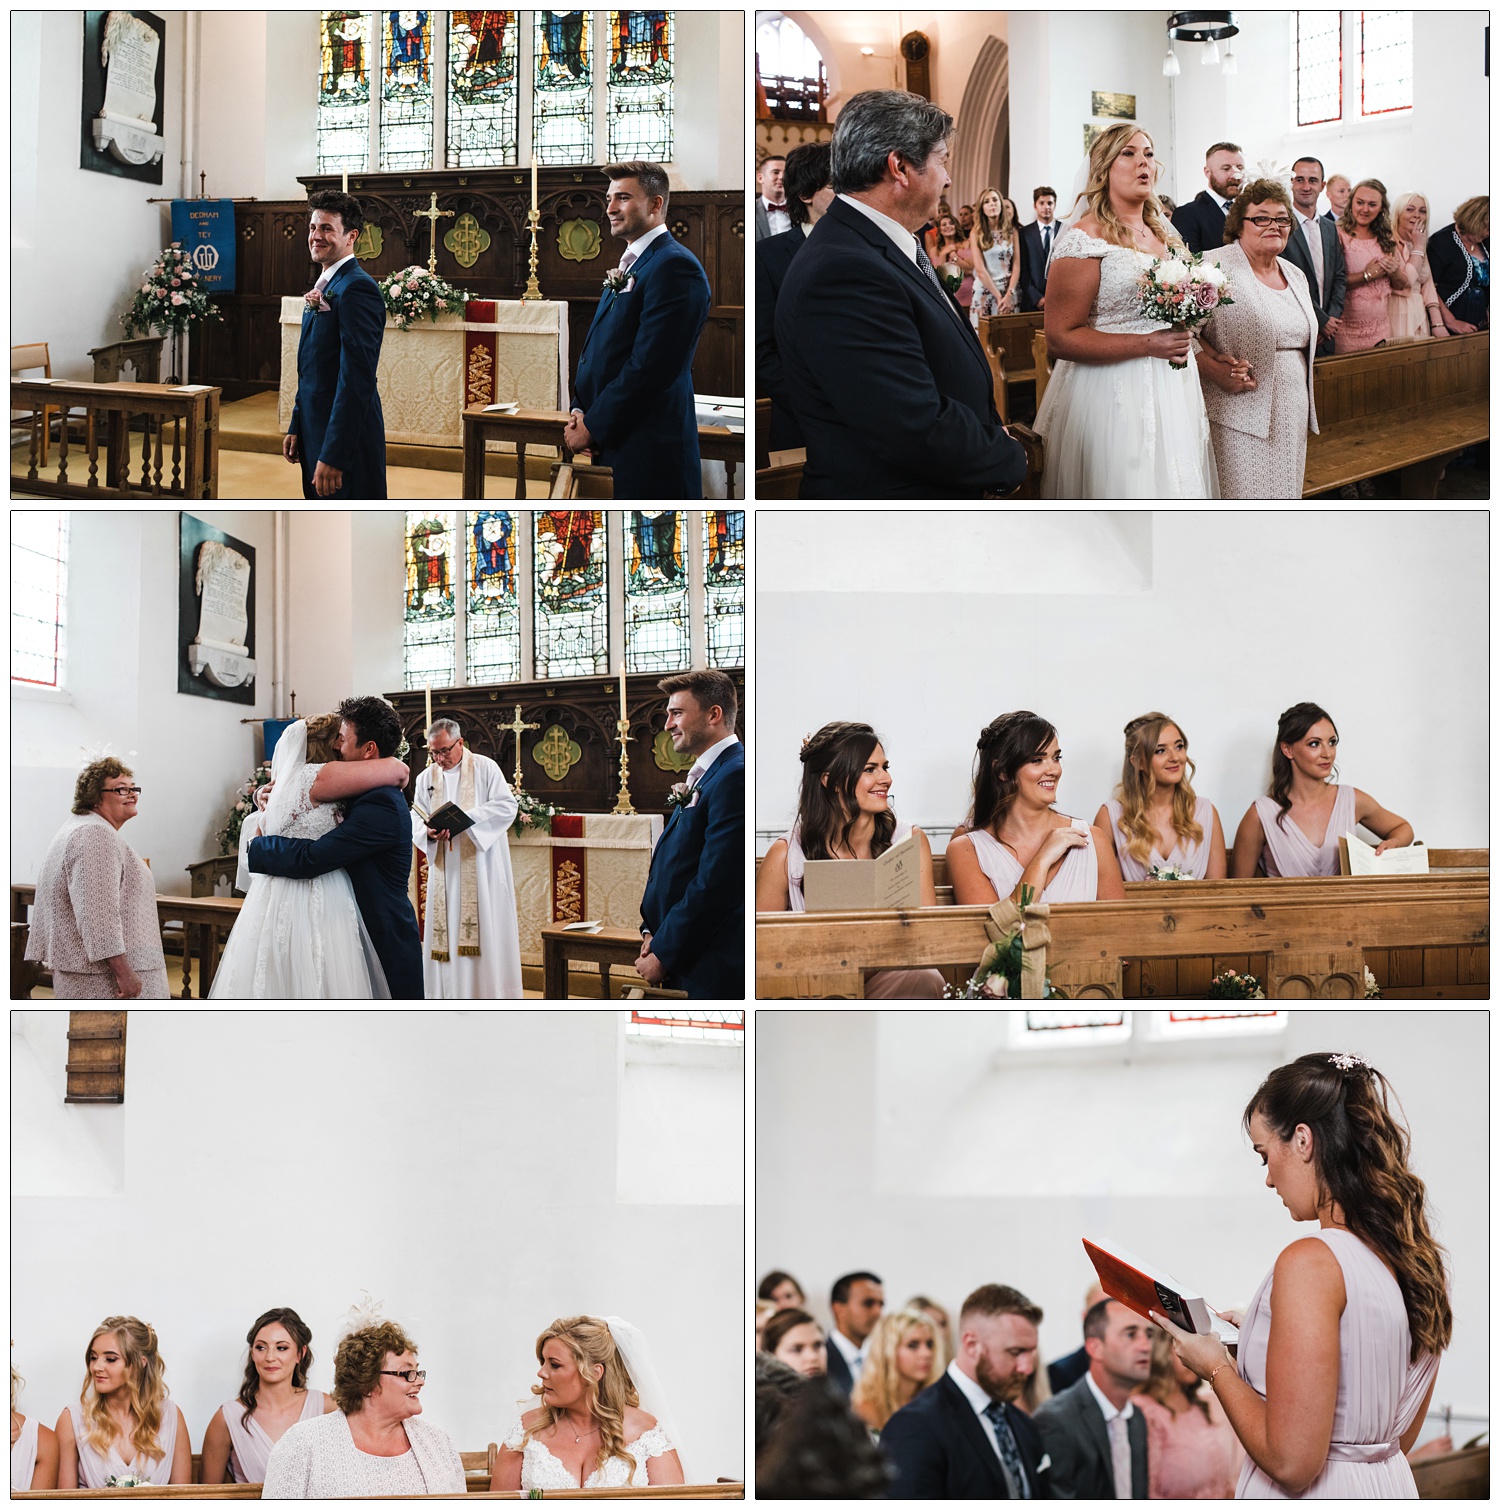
{"left": 318, "top": 11, "right": 374, "bottom": 173}
{"left": 1293, "top": 12, "right": 1412, "bottom": 132}
{"left": 532, "top": 10, "right": 594, "bottom": 164}
{"left": 606, "top": 11, "right": 673, "bottom": 161}
{"left": 448, "top": 11, "right": 521, "bottom": 167}
{"left": 381, "top": 9, "right": 438, "bottom": 169}
{"left": 703, "top": 508, "right": 744, "bottom": 670}
{"left": 1011, "top": 1010, "right": 1287, "bottom": 1053}
{"left": 627, "top": 1008, "right": 745, "bottom": 1041}
{"left": 623, "top": 511, "right": 689, "bottom": 674}
{"left": 756, "top": 13, "right": 827, "bottom": 122}
{"left": 1359, "top": 11, "right": 1412, "bottom": 117}
{"left": 1294, "top": 11, "right": 1343, "bottom": 127}
{"left": 12, "top": 509, "right": 70, "bottom": 690}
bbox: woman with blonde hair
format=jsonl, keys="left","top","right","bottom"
{"left": 1387, "top": 193, "right": 1452, "bottom": 344}
{"left": 969, "top": 187, "right": 1021, "bottom": 326}
{"left": 12, "top": 1361, "right": 59, "bottom": 1490}
{"left": 851, "top": 1309, "right": 940, "bottom": 1435}
{"left": 55, "top": 1316, "right": 190, "bottom": 1487}
{"left": 1033, "top": 122, "right": 1218, "bottom": 498}
{"left": 1095, "top": 713, "right": 1227, "bottom": 881}
{"left": 1132, "top": 1326, "right": 1241, "bottom": 1496}
{"left": 1334, "top": 178, "right": 1408, "bottom": 355}
{"left": 906, "top": 1295, "right": 953, "bottom": 1376}
{"left": 492, "top": 1316, "right": 686, "bottom": 1490}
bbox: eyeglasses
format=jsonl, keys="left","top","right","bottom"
{"left": 379, "top": 1369, "right": 426, "bottom": 1383}
{"left": 1245, "top": 216, "right": 1292, "bottom": 231}
{"left": 429, "top": 742, "right": 461, "bottom": 757}
{"left": 103, "top": 786, "right": 143, "bottom": 797}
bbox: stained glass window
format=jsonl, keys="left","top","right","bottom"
{"left": 448, "top": 9, "right": 519, "bottom": 165}
{"left": 1361, "top": 11, "right": 1412, "bottom": 116}
{"left": 533, "top": 11, "right": 593, "bottom": 164}
{"left": 318, "top": 11, "right": 373, "bottom": 171}
{"left": 381, "top": 8, "right": 436, "bottom": 170}
{"left": 607, "top": 11, "right": 672, "bottom": 160}
{"left": 534, "top": 510, "right": 608, "bottom": 676}
{"left": 404, "top": 512, "right": 458, "bottom": 690}
{"left": 704, "top": 510, "right": 744, "bottom": 669}
{"left": 466, "top": 509, "right": 522, "bottom": 683}
{"left": 1295, "top": 12, "right": 1342, "bottom": 126}
{"left": 623, "top": 511, "right": 688, "bottom": 674}
{"left": 627, "top": 1008, "right": 745, "bottom": 1040}
{"left": 12, "top": 510, "right": 69, "bottom": 688}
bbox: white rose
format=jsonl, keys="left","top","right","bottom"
{"left": 1196, "top": 263, "right": 1227, "bottom": 288}
{"left": 1155, "top": 260, "right": 1191, "bottom": 286}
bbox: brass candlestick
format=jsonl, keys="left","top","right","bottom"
{"left": 522, "top": 208, "right": 543, "bottom": 300}
{"left": 612, "top": 716, "right": 636, "bottom": 815}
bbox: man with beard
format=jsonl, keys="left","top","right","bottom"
{"left": 1171, "top": 142, "right": 1246, "bottom": 256}
{"left": 881, "top": 1283, "right": 1049, "bottom": 1498}
{"left": 1034, "top": 1298, "right": 1152, "bottom": 1497}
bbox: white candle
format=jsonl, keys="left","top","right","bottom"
{"left": 531, "top": 154, "right": 538, "bottom": 213}
{"left": 618, "top": 662, "right": 627, "bottom": 724}
{"left": 341, "top": 169, "right": 348, "bottom": 194}
{"left": 425, "top": 683, "right": 433, "bottom": 734}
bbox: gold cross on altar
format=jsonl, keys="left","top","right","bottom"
{"left": 503, "top": 703, "right": 541, "bottom": 791}
{"left": 413, "top": 191, "right": 455, "bottom": 274}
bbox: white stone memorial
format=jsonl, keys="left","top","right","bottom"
{"left": 93, "top": 11, "right": 165, "bottom": 167}
{"left": 188, "top": 540, "right": 256, "bottom": 688}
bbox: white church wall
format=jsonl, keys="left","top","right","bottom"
{"left": 12, "top": 1009, "right": 745, "bottom": 1481}
{"left": 673, "top": 10, "right": 744, "bottom": 190}
{"left": 754, "top": 510, "right": 1488, "bottom": 852}
{"left": 756, "top": 1007, "right": 1488, "bottom": 1446}
{"left": 351, "top": 511, "right": 411, "bottom": 703}
{"left": 287, "top": 511, "right": 358, "bottom": 720}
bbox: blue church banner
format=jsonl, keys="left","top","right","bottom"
{"left": 170, "top": 199, "right": 236, "bottom": 293}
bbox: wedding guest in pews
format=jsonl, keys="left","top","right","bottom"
{"left": 764, "top": 1310, "right": 830, "bottom": 1380}
{"left": 931, "top": 211, "right": 976, "bottom": 312}
{"left": 906, "top": 1296, "right": 954, "bottom": 1376}
{"left": 755, "top": 1301, "right": 776, "bottom": 1352}
{"left": 1388, "top": 193, "right": 1451, "bottom": 344}
{"left": 55, "top": 1316, "right": 191, "bottom": 1488}
{"left": 968, "top": 188, "right": 1022, "bottom": 326}
{"left": 1324, "top": 173, "right": 1352, "bottom": 223}
{"left": 1171, "top": 142, "right": 1246, "bottom": 255}
{"left": 827, "top": 1273, "right": 887, "bottom": 1397}
{"left": 758, "top": 1270, "right": 808, "bottom": 1311}
{"left": 1131, "top": 1326, "right": 1241, "bottom": 1497}
{"left": 25, "top": 757, "right": 169, "bottom": 998}
{"left": 852, "top": 1310, "right": 942, "bottom": 1436}
{"left": 200, "top": 1307, "right": 335, "bottom": 1485}
{"left": 1094, "top": 713, "right": 1228, "bottom": 880}
{"left": 948, "top": 711, "right": 1126, "bottom": 904}
{"left": 758, "top": 1369, "right": 891, "bottom": 1497}
{"left": 262, "top": 1317, "right": 465, "bottom": 1495}
{"left": 1285, "top": 158, "right": 1349, "bottom": 357}
{"left": 958, "top": 202, "right": 975, "bottom": 239}
{"left": 756, "top": 721, "right": 945, "bottom": 999}
{"left": 1018, "top": 186, "right": 1059, "bottom": 311}
{"left": 1333, "top": 178, "right": 1408, "bottom": 356}
{"left": 1427, "top": 197, "right": 1490, "bottom": 334}
{"left": 1150, "top": 1052, "right": 1450, "bottom": 1496}
{"left": 11, "top": 1364, "right": 59, "bottom": 1490}
{"left": 1230, "top": 702, "right": 1414, "bottom": 878}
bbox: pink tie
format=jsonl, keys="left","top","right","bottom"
{"left": 1108, "top": 1413, "right": 1132, "bottom": 1499}
{"left": 618, "top": 248, "right": 638, "bottom": 276}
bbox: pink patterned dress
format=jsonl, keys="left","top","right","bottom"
{"left": 1334, "top": 234, "right": 1395, "bottom": 351}
{"left": 964, "top": 820, "right": 1099, "bottom": 900}
{"left": 1252, "top": 786, "right": 1355, "bottom": 877}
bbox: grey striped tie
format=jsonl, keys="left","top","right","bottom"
{"left": 983, "top": 1400, "right": 1031, "bottom": 1498}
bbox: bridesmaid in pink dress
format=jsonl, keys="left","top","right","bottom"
{"left": 1151, "top": 1052, "right": 1449, "bottom": 1498}
{"left": 1094, "top": 712, "right": 1228, "bottom": 881}
{"left": 55, "top": 1316, "right": 191, "bottom": 1488}
{"left": 1333, "top": 179, "right": 1409, "bottom": 352}
{"left": 1134, "top": 1329, "right": 1242, "bottom": 1497}
{"left": 11, "top": 1365, "right": 60, "bottom": 1490}
{"left": 948, "top": 710, "right": 1125, "bottom": 904}
{"left": 201, "top": 1307, "right": 337, "bottom": 1484}
{"left": 1231, "top": 703, "right": 1413, "bottom": 878}
{"left": 756, "top": 721, "right": 945, "bottom": 998}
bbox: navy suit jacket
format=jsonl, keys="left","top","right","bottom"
{"left": 881, "top": 1373, "right": 1051, "bottom": 1499}
{"left": 639, "top": 740, "right": 743, "bottom": 998}
{"left": 289, "top": 257, "right": 387, "bottom": 500}
{"left": 1034, "top": 1374, "right": 1148, "bottom": 1499}
{"left": 823, "top": 1337, "right": 855, "bottom": 1397}
{"left": 1019, "top": 220, "right": 1057, "bottom": 311}
{"left": 775, "top": 196, "right": 1026, "bottom": 498}
{"left": 1172, "top": 190, "right": 1230, "bottom": 257}
{"left": 755, "top": 225, "right": 807, "bottom": 452}
{"left": 1046, "top": 1345, "right": 1090, "bottom": 1396}
{"left": 247, "top": 787, "right": 423, "bottom": 999}
{"left": 572, "top": 229, "right": 711, "bottom": 499}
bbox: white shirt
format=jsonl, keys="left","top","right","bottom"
{"left": 624, "top": 221, "right": 671, "bottom": 264}
{"left": 838, "top": 192, "right": 919, "bottom": 262}
{"left": 686, "top": 733, "right": 739, "bottom": 787}
{"left": 828, "top": 1327, "right": 866, "bottom": 1379}
{"left": 1209, "top": 189, "right": 1234, "bottom": 214}
{"left": 945, "top": 1361, "right": 1021, "bottom": 1496}
{"left": 1084, "top": 1369, "right": 1136, "bottom": 1426}
{"left": 314, "top": 252, "right": 357, "bottom": 288}
{"left": 762, "top": 196, "right": 791, "bottom": 236}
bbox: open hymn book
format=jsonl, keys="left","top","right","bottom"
{"left": 1339, "top": 833, "right": 1430, "bottom": 876}
{"left": 1083, "top": 1238, "right": 1239, "bottom": 1345}
{"left": 803, "top": 832, "right": 922, "bottom": 911}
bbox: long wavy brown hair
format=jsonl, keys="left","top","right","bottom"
{"left": 79, "top": 1317, "right": 169, "bottom": 1464}
{"left": 795, "top": 722, "right": 896, "bottom": 862}
{"left": 1244, "top": 1054, "right": 1452, "bottom": 1360}
{"left": 974, "top": 187, "right": 1015, "bottom": 252}
{"left": 1114, "top": 713, "right": 1204, "bottom": 866}
{"left": 524, "top": 1317, "right": 640, "bottom": 1480}
{"left": 1074, "top": 123, "right": 1182, "bottom": 253}
{"left": 1339, "top": 177, "right": 1398, "bottom": 253}
{"left": 236, "top": 1308, "right": 314, "bottom": 1429}
{"left": 966, "top": 711, "right": 1059, "bottom": 835}
{"left": 1267, "top": 702, "right": 1337, "bottom": 831}
{"left": 1141, "top": 1327, "right": 1209, "bottom": 1419}
{"left": 850, "top": 1310, "right": 940, "bottom": 1432}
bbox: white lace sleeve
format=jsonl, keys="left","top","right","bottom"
{"left": 1050, "top": 227, "right": 1109, "bottom": 261}
{"left": 635, "top": 1424, "right": 675, "bottom": 1459}
{"left": 263, "top": 762, "right": 322, "bottom": 837}
{"left": 501, "top": 1416, "right": 527, "bottom": 1452}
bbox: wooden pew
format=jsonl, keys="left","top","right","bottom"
{"left": 17, "top": 1488, "right": 743, "bottom": 1502}
{"left": 755, "top": 448, "right": 805, "bottom": 498}
{"left": 1304, "top": 331, "right": 1488, "bottom": 497}
{"left": 754, "top": 395, "right": 772, "bottom": 470}
{"left": 1411, "top": 1442, "right": 1489, "bottom": 1498}
{"left": 976, "top": 312, "right": 1046, "bottom": 423}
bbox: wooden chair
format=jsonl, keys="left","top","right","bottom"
{"left": 12, "top": 341, "right": 59, "bottom": 464}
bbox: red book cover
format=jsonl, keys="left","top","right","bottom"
{"left": 1082, "top": 1238, "right": 1238, "bottom": 1341}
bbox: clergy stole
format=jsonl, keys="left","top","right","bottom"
{"left": 429, "top": 751, "right": 482, "bottom": 959}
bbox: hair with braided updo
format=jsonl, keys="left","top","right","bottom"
{"left": 79, "top": 1316, "right": 169, "bottom": 1463}
{"left": 1115, "top": 712, "right": 1204, "bottom": 866}
{"left": 1268, "top": 701, "right": 1338, "bottom": 830}
{"left": 236, "top": 1308, "right": 314, "bottom": 1429}
{"left": 796, "top": 722, "right": 896, "bottom": 862}
{"left": 967, "top": 711, "right": 1059, "bottom": 834}
{"left": 304, "top": 713, "right": 342, "bottom": 764}
{"left": 1244, "top": 1054, "right": 1452, "bottom": 1360}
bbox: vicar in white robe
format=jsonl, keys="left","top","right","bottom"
{"left": 410, "top": 719, "right": 523, "bottom": 998}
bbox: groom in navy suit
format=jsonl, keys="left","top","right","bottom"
{"left": 283, "top": 191, "right": 387, "bottom": 499}
{"left": 566, "top": 161, "right": 711, "bottom": 499}
{"left": 637, "top": 670, "right": 743, "bottom": 998}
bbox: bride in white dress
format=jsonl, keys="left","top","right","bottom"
{"left": 208, "top": 716, "right": 406, "bottom": 999}
{"left": 1034, "top": 123, "right": 1221, "bottom": 498}
{"left": 491, "top": 1316, "right": 687, "bottom": 1491}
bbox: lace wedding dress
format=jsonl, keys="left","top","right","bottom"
{"left": 502, "top": 1421, "right": 678, "bottom": 1490}
{"left": 1033, "top": 227, "right": 1220, "bottom": 498}
{"left": 208, "top": 761, "right": 390, "bottom": 999}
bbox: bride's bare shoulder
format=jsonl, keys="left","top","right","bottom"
{"left": 623, "top": 1405, "right": 658, "bottom": 1436}
{"left": 1070, "top": 215, "right": 1106, "bottom": 239}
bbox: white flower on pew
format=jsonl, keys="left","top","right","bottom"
{"left": 105, "top": 1474, "right": 148, "bottom": 1488}
{"left": 1148, "top": 862, "right": 1194, "bottom": 881}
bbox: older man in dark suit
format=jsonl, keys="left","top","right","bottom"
{"left": 774, "top": 89, "right": 1027, "bottom": 498}
{"left": 1284, "top": 156, "right": 1348, "bottom": 356}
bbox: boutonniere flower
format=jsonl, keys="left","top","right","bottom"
{"left": 665, "top": 780, "right": 693, "bottom": 809}
{"left": 602, "top": 266, "right": 635, "bottom": 293}
{"left": 304, "top": 289, "right": 330, "bottom": 313}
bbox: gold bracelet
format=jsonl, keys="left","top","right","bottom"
{"left": 1209, "top": 1360, "right": 1234, "bottom": 1389}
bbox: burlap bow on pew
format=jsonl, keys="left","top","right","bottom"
{"left": 981, "top": 892, "right": 1051, "bottom": 999}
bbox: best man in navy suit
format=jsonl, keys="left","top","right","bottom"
{"left": 1018, "top": 186, "right": 1059, "bottom": 312}
{"left": 882, "top": 1283, "right": 1052, "bottom": 1499}
{"left": 1170, "top": 142, "right": 1245, "bottom": 256}
{"left": 249, "top": 695, "right": 423, "bottom": 999}
{"left": 283, "top": 191, "right": 387, "bottom": 499}
{"left": 637, "top": 670, "right": 743, "bottom": 999}
{"left": 566, "top": 161, "right": 711, "bottom": 499}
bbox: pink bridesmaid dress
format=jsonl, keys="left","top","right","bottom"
{"left": 965, "top": 819, "right": 1099, "bottom": 901}
{"left": 66, "top": 1399, "right": 179, "bottom": 1487}
{"left": 783, "top": 821, "right": 946, "bottom": 998}
{"left": 11, "top": 1414, "right": 40, "bottom": 1490}
{"left": 1235, "top": 1228, "right": 1440, "bottom": 1498}
{"left": 1135, "top": 1391, "right": 1241, "bottom": 1498}
{"left": 1104, "top": 795, "right": 1215, "bottom": 881}
{"left": 1252, "top": 786, "right": 1356, "bottom": 877}
{"left": 222, "top": 1389, "right": 327, "bottom": 1484}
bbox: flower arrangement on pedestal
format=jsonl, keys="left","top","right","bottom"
{"left": 511, "top": 790, "right": 561, "bottom": 838}
{"left": 377, "top": 266, "right": 475, "bottom": 330}
{"left": 120, "top": 242, "right": 223, "bottom": 381}
{"left": 218, "top": 762, "right": 274, "bottom": 855}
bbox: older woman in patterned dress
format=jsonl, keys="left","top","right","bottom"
{"left": 24, "top": 757, "right": 168, "bottom": 998}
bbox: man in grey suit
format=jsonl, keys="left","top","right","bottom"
{"left": 755, "top": 154, "right": 789, "bottom": 241}
{"left": 1284, "top": 156, "right": 1348, "bottom": 356}
{"left": 1034, "top": 1299, "right": 1152, "bottom": 1497}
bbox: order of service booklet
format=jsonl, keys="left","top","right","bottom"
{"left": 1082, "top": 1238, "right": 1240, "bottom": 1344}
{"left": 803, "top": 832, "right": 922, "bottom": 912}
{"left": 1338, "top": 832, "right": 1430, "bottom": 876}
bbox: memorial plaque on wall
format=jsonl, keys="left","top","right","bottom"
{"left": 81, "top": 10, "right": 167, "bottom": 183}
{"left": 178, "top": 513, "right": 257, "bottom": 704}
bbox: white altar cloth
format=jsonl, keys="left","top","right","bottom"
{"left": 278, "top": 297, "right": 568, "bottom": 448}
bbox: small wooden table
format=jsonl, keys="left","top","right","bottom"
{"left": 541, "top": 924, "right": 643, "bottom": 999}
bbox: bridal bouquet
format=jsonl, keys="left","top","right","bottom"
{"left": 1138, "top": 253, "right": 1233, "bottom": 369}
{"left": 377, "top": 266, "right": 475, "bottom": 330}
{"left": 218, "top": 762, "right": 275, "bottom": 855}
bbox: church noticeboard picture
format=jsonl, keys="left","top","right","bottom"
{"left": 81, "top": 11, "right": 167, "bottom": 183}
{"left": 178, "top": 514, "right": 257, "bottom": 704}
{"left": 1092, "top": 90, "right": 1136, "bottom": 121}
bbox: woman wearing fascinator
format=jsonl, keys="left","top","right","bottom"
{"left": 491, "top": 1316, "right": 686, "bottom": 1490}
{"left": 1150, "top": 1054, "right": 1450, "bottom": 1498}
